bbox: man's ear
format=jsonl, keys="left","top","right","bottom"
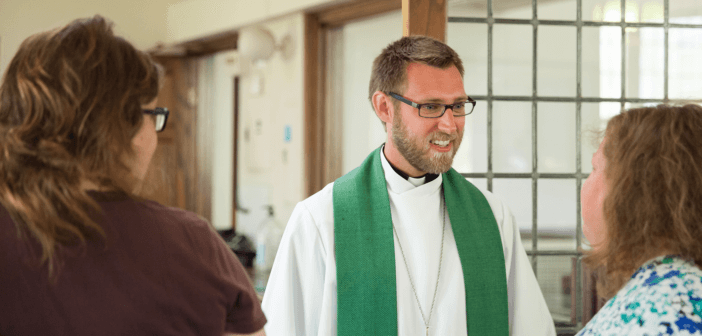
{"left": 372, "top": 90, "right": 393, "bottom": 126}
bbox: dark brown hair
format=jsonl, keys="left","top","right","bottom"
{"left": 368, "top": 35, "right": 464, "bottom": 127}
{"left": 0, "top": 16, "right": 161, "bottom": 273}
{"left": 585, "top": 104, "right": 702, "bottom": 298}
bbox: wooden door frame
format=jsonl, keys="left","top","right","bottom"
{"left": 232, "top": 76, "right": 239, "bottom": 230}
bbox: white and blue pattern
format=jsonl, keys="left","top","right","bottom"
{"left": 577, "top": 255, "right": 702, "bottom": 336}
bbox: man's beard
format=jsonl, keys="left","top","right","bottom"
{"left": 391, "top": 111, "right": 463, "bottom": 175}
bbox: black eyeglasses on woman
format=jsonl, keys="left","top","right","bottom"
{"left": 143, "top": 107, "right": 169, "bottom": 132}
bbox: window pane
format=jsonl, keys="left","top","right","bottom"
{"left": 448, "top": 1, "right": 487, "bottom": 18}
{"left": 588, "top": 0, "right": 656, "bottom": 23}
{"left": 493, "top": 178, "right": 532, "bottom": 231}
{"left": 537, "top": 179, "right": 577, "bottom": 240}
{"left": 608, "top": 0, "right": 665, "bottom": 23}
{"left": 446, "top": 1, "right": 487, "bottom": 18}
{"left": 670, "top": 2, "right": 702, "bottom": 25}
{"left": 639, "top": 0, "right": 664, "bottom": 23}
{"left": 494, "top": 24, "right": 533, "bottom": 96}
{"left": 582, "top": 26, "right": 625, "bottom": 99}
{"left": 466, "top": 177, "right": 487, "bottom": 191}
{"left": 581, "top": 103, "right": 606, "bottom": 174}
{"left": 587, "top": 0, "right": 621, "bottom": 22}
{"left": 493, "top": 0, "right": 532, "bottom": 20}
{"left": 539, "top": 0, "right": 575, "bottom": 21}
{"left": 599, "top": 26, "right": 623, "bottom": 99}
{"left": 538, "top": 103, "right": 575, "bottom": 173}
{"left": 624, "top": 101, "right": 663, "bottom": 110}
{"left": 448, "top": 23, "right": 487, "bottom": 97}
{"left": 536, "top": 256, "right": 577, "bottom": 325}
{"left": 669, "top": 28, "right": 702, "bottom": 100}
{"left": 538, "top": 26, "right": 576, "bottom": 97}
{"left": 632, "top": 28, "right": 664, "bottom": 99}
{"left": 581, "top": 27, "right": 602, "bottom": 98}
{"left": 493, "top": 102, "right": 532, "bottom": 173}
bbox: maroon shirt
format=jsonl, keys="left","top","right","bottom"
{"left": 0, "top": 191, "right": 266, "bottom": 335}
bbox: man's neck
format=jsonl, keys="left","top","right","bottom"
{"left": 382, "top": 143, "right": 425, "bottom": 178}
{"left": 382, "top": 145, "right": 438, "bottom": 183}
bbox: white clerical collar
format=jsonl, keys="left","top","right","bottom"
{"left": 380, "top": 145, "right": 443, "bottom": 194}
{"left": 407, "top": 175, "right": 426, "bottom": 187}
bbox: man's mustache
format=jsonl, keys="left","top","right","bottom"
{"left": 428, "top": 132, "right": 459, "bottom": 142}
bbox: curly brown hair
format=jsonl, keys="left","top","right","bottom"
{"left": 585, "top": 104, "right": 702, "bottom": 298}
{"left": 0, "top": 16, "right": 161, "bottom": 274}
{"left": 368, "top": 35, "right": 464, "bottom": 128}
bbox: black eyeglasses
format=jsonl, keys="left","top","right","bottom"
{"left": 388, "top": 92, "right": 476, "bottom": 118}
{"left": 143, "top": 107, "right": 169, "bottom": 132}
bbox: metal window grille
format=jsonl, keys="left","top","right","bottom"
{"left": 449, "top": 0, "right": 702, "bottom": 334}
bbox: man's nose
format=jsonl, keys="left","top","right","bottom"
{"left": 437, "top": 108, "right": 458, "bottom": 134}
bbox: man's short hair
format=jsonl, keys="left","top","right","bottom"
{"left": 368, "top": 35, "right": 465, "bottom": 127}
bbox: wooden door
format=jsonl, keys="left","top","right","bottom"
{"left": 139, "top": 57, "right": 212, "bottom": 223}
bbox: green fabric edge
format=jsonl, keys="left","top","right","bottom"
{"left": 334, "top": 147, "right": 397, "bottom": 335}
{"left": 443, "top": 168, "right": 509, "bottom": 335}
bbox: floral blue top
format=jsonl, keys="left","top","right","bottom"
{"left": 577, "top": 255, "right": 702, "bottom": 336}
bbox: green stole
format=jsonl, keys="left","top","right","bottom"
{"left": 333, "top": 146, "right": 508, "bottom": 335}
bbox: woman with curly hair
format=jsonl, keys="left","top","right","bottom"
{"left": 0, "top": 16, "right": 266, "bottom": 336}
{"left": 577, "top": 104, "right": 702, "bottom": 335}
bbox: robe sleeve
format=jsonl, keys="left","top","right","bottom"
{"left": 481, "top": 190, "right": 557, "bottom": 336}
{"left": 260, "top": 201, "right": 329, "bottom": 336}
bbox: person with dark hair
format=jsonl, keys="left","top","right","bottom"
{"left": 0, "top": 16, "right": 266, "bottom": 336}
{"left": 261, "top": 35, "right": 555, "bottom": 335}
{"left": 576, "top": 105, "right": 702, "bottom": 335}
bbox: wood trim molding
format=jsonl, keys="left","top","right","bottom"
{"left": 151, "top": 31, "right": 238, "bottom": 57}
{"left": 304, "top": 14, "right": 325, "bottom": 197}
{"left": 402, "top": 0, "right": 447, "bottom": 42}
{"left": 232, "top": 77, "right": 240, "bottom": 230}
{"left": 317, "top": 0, "right": 402, "bottom": 28}
{"left": 322, "top": 28, "right": 344, "bottom": 186}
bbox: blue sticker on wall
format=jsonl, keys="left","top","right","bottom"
{"left": 284, "top": 125, "right": 292, "bottom": 143}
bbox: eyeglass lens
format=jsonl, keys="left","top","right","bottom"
{"left": 154, "top": 115, "right": 166, "bottom": 132}
{"left": 419, "top": 102, "right": 471, "bottom": 117}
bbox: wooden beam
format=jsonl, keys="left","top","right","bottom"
{"left": 402, "top": 0, "right": 447, "bottom": 42}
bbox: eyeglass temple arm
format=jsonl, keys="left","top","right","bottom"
{"left": 388, "top": 92, "right": 421, "bottom": 109}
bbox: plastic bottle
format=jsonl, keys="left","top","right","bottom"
{"left": 254, "top": 205, "right": 283, "bottom": 272}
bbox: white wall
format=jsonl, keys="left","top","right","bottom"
{"left": 195, "top": 13, "right": 305, "bottom": 236}
{"left": 165, "top": 0, "right": 343, "bottom": 43}
{"left": 0, "top": 0, "right": 176, "bottom": 77}
{"left": 228, "top": 14, "right": 306, "bottom": 237}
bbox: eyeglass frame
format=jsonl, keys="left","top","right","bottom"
{"left": 387, "top": 92, "right": 476, "bottom": 118}
{"left": 142, "top": 107, "right": 169, "bottom": 132}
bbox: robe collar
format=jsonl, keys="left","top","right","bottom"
{"left": 380, "top": 146, "right": 443, "bottom": 194}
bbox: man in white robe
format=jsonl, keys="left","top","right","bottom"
{"left": 261, "top": 36, "right": 556, "bottom": 336}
